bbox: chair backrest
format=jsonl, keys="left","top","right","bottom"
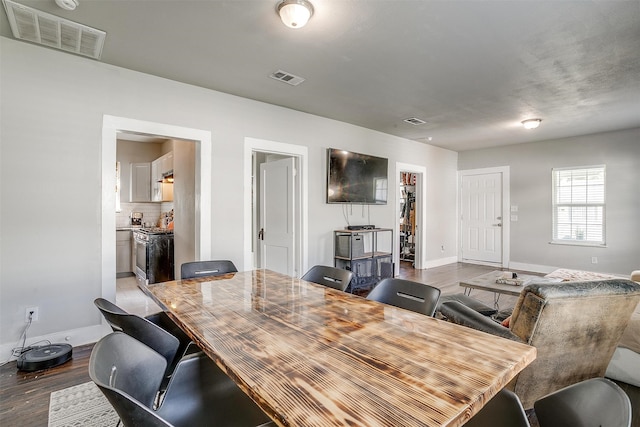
{"left": 180, "top": 260, "right": 238, "bottom": 279}
{"left": 463, "top": 389, "right": 530, "bottom": 427}
{"left": 94, "top": 298, "right": 180, "bottom": 376}
{"left": 89, "top": 332, "right": 172, "bottom": 427}
{"left": 301, "top": 265, "right": 353, "bottom": 291}
{"left": 534, "top": 378, "right": 632, "bottom": 427}
{"left": 366, "top": 278, "right": 441, "bottom": 317}
{"left": 507, "top": 279, "right": 640, "bottom": 408}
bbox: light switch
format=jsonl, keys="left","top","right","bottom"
{"left": 511, "top": 205, "right": 518, "bottom": 212}
{"left": 511, "top": 215, "right": 518, "bottom": 222}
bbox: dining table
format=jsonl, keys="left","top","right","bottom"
{"left": 143, "top": 269, "right": 536, "bottom": 427}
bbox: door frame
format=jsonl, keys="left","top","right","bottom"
{"left": 458, "top": 166, "right": 511, "bottom": 268}
{"left": 395, "top": 162, "right": 426, "bottom": 273}
{"left": 101, "top": 115, "right": 212, "bottom": 302}
{"left": 243, "top": 137, "right": 308, "bottom": 277}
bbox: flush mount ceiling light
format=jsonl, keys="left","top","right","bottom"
{"left": 55, "top": 0, "right": 78, "bottom": 11}
{"left": 522, "top": 118, "right": 542, "bottom": 129}
{"left": 277, "top": 0, "right": 314, "bottom": 29}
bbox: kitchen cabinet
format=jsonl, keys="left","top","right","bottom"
{"left": 130, "top": 162, "right": 151, "bottom": 202}
{"left": 160, "top": 151, "right": 173, "bottom": 175}
{"left": 151, "top": 152, "right": 174, "bottom": 202}
{"left": 151, "top": 159, "right": 162, "bottom": 202}
{"left": 116, "top": 230, "right": 132, "bottom": 276}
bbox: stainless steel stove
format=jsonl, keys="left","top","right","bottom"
{"left": 133, "top": 228, "right": 174, "bottom": 284}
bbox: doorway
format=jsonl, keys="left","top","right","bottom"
{"left": 114, "top": 135, "right": 196, "bottom": 307}
{"left": 458, "top": 166, "right": 510, "bottom": 267}
{"left": 395, "top": 162, "right": 426, "bottom": 274}
{"left": 399, "top": 171, "right": 417, "bottom": 268}
{"left": 243, "top": 137, "right": 308, "bottom": 278}
{"left": 101, "top": 116, "right": 212, "bottom": 303}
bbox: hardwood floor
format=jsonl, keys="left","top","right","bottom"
{"left": 0, "top": 344, "right": 93, "bottom": 426}
{"left": 396, "top": 260, "right": 524, "bottom": 310}
{"left": 1, "top": 262, "right": 637, "bottom": 426}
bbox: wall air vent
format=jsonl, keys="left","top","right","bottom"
{"left": 403, "top": 117, "right": 427, "bottom": 125}
{"left": 2, "top": 0, "right": 106, "bottom": 60}
{"left": 269, "top": 70, "right": 305, "bottom": 86}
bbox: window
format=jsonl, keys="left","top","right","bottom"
{"left": 552, "top": 166, "right": 605, "bottom": 245}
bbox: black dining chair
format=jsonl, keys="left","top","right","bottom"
{"left": 366, "top": 278, "right": 441, "bottom": 316}
{"left": 463, "top": 388, "right": 530, "bottom": 427}
{"left": 89, "top": 332, "right": 273, "bottom": 427}
{"left": 94, "top": 298, "right": 194, "bottom": 388}
{"left": 534, "top": 377, "right": 632, "bottom": 427}
{"left": 181, "top": 260, "right": 238, "bottom": 279}
{"left": 301, "top": 265, "right": 354, "bottom": 292}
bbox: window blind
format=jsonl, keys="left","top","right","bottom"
{"left": 552, "top": 165, "right": 605, "bottom": 245}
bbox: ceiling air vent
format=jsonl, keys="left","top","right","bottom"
{"left": 403, "top": 117, "right": 427, "bottom": 125}
{"left": 3, "top": 0, "right": 106, "bottom": 60}
{"left": 269, "top": 70, "right": 305, "bottom": 86}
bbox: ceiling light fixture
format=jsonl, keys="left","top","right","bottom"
{"left": 55, "top": 0, "right": 78, "bottom": 11}
{"left": 521, "top": 118, "right": 542, "bottom": 129}
{"left": 277, "top": 0, "right": 314, "bottom": 29}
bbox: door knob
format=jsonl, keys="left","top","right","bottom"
{"left": 258, "top": 228, "right": 265, "bottom": 240}
{"left": 493, "top": 223, "right": 502, "bottom": 227}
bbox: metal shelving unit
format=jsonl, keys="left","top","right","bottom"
{"left": 333, "top": 228, "right": 394, "bottom": 292}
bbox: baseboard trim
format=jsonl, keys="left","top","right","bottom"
{"left": 423, "top": 256, "right": 459, "bottom": 269}
{"left": 507, "top": 262, "right": 558, "bottom": 274}
{"left": 0, "top": 324, "right": 110, "bottom": 363}
{"left": 461, "top": 259, "right": 504, "bottom": 268}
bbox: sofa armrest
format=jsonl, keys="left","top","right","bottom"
{"left": 440, "top": 301, "right": 524, "bottom": 343}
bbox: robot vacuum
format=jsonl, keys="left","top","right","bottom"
{"left": 17, "top": 344, "right": 73, "bottom": 372}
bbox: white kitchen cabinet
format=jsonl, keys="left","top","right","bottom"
{"left": 160, "top": 151, "right": 173, "bottom": 175}
{"left": 151, "top": 158, "right": 162, "bottom": 202}
{"left": 116, "top": 230, "right": 132, "bottom": 276}
{"left": 151, "top": 152, "right": 173, "bottom": 202}
{"left": 130, "top": 162, "right": 151, "bottom": 202}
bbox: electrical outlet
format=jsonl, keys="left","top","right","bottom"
{"left": 591, "top": 257, "right": 598, "bottom": 264}
{"left": 25, "top": 306, "right": 39, "bottom": 322}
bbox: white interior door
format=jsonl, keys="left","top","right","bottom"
{"left": 461, "top": 172, "right": 503, "bottom": 264}
{"left": 259, "top": 157, "right": 295, "bottom": 275}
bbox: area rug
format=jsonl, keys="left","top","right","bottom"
{"left": 48, "top": 381, "right": 119, "bottom": 427}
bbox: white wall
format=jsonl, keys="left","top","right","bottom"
{"left": 458, "top": 128, "right": 640, "bottom": 275}
{"left": 0, "top": 37, "right": 458, "bottom": 353}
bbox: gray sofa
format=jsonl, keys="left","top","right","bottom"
{"left": 544, "top": 269, "right": 640, "bottom": 387}
{"left": 440, "top": 278, "right": 640, "bottom": 409}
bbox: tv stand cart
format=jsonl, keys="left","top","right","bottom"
{"left": 334, "top": 228, "right": 393, "bottom": 293}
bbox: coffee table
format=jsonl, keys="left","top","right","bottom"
{"left": 460, "top": 270, "right": 560, "bottom": 309}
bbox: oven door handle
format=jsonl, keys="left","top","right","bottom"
{"left": 133, "top": 234, "right": 148, "bottom": 244}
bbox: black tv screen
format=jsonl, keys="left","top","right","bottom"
{"left": 327, "top": 148, "right": 388, "bottom": 204}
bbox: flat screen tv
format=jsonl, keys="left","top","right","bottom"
{"left": 327, "top": 148, "right": 388, "bottom": 204}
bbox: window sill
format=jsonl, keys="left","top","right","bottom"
{"left": 549, "top": 240, "right": 606, "bottom": 248}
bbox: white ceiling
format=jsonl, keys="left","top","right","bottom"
{"left": 2, "top": 0, "right": 639, "bottom": 152}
